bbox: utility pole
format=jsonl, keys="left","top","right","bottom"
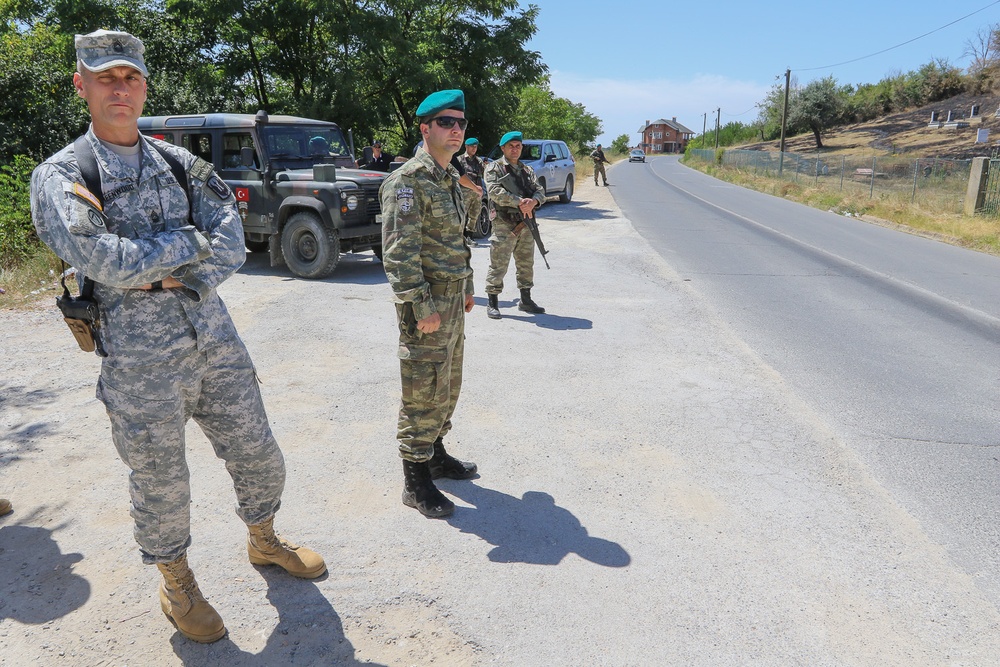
{"left": 702, "top": 113, "right": 707, "bottom": 149}
{"left": 779, "top": 68, "right": 790, "bottom": 174}
{"left": 714, "top": 108, "right": 720, "bottom": 150}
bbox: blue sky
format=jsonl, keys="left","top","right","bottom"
{"left": 521, "top": 0, "right": 1000, "bottom": 145}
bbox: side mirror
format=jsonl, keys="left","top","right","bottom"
{"left": 545, "top": 154, "right": 557, "bottom": 163}
{"left": 240, "top": 146, "right": 256, "bottom": 168}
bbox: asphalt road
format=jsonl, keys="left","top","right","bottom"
{"left": 612, "top": 155, "right": 1000, "bottom": 605}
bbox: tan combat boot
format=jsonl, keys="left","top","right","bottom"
{"left": 0, "top": 499, "right": 11, "bottom": 517}
{"left": 156, "top": 554, "right": 226, "bottom": 643}
{"left": 247, "top": 516, "right": 327, "bottom": 579}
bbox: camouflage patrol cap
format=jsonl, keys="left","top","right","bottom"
{"left": 416, "top": 89, "right": 465, "bottom": 118}
{"left": 75, "top": 29, "right": 148, "bottom": 77}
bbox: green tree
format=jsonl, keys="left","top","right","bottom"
{"left": 610, "top": 134, "right": 630, "bottom": 154}
{"left": 787, "top": 76, "right": 845, "bottom": 149}
{"left": 510, "top": 77, "right": 601, "bottom": 151}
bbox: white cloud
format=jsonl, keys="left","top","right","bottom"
{"left": 548, "top": 71, "right": 772, "bottom": 144}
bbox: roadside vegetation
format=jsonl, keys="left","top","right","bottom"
{"left": 0, "top": 0, "right": 609, "bottom": 307}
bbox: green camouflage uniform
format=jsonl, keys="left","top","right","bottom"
{"left": 591, "top": 147, "right": 609, "bottom": 185}
{"left": 380, "top": 148, "right": 474, "bottom": 462}
{"left": 30, "top": 128, "right": 285, "bottom": 564}
{"left": 483, "top": 155, "right": 546, "bottom": 294}
{"left": 457, "top": 152, "right": 485, "bottom": 233}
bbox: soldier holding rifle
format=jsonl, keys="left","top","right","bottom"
{"left": 483, "top": 131, "right": 548, "bottom": 320}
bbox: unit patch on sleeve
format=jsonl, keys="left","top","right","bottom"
{"left": 396, "top": 187, "right": 414, "bottom": 214}
{"left": 206, "top": 174, "right": 232, "bottom": 200}
{"left": 190, "top": 157, "right": 214, "bottom": 183}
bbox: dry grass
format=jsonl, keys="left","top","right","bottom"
{"left": 0, "top": 246, "right": 63, "bottom": 310}
{"left": 691, "top": 160, "right": 1000, "bottom": 255}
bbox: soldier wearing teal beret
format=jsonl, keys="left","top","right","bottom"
{"left": 380, "top": 89, "right": 479, "bottom": 518}
{"left": 483, "top": 130, "right": 547, "bottom": 319}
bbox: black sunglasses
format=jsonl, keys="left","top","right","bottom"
{"left": 430, "top": 116, "right": 468, "bottom": 130}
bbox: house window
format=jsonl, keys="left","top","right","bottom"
{"left": 653, "top": 144, "right": 662, "bottom": 152}
{"left": 652, "top": 132, "right": 662, "bottom": 139}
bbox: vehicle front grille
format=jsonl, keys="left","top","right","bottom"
{"left": 362, "top": 183, "right": 382, "bottom": 217}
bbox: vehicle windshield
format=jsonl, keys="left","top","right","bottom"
{"left": 262, "top": 125, "right": 351, "bottom": 169}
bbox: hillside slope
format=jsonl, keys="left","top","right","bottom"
{"left": 738, "top": 92, "right": 1000, "bottom": 159}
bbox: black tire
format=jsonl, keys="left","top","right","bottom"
{"left": 474, "top": 204, "right": 492, "bottom": 238}
{"left": 372, "top": 245, "right": 383, "bottom": 261}
{"left": 280, "top": 211, "right": 340, "bottom": 279}
{"left": 559, "top": 175, "right": 574, "bottom": 203}
{"left": 245, "top": 239, "right": 269, "bottom": 253}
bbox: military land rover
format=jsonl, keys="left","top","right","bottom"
{"left": 138, "top": 111, "right": 386, "bottom": 279}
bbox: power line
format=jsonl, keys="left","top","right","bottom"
{"left": 793, "top": 0, "right": 1000, "bottom": 72}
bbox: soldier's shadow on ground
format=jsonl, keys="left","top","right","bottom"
{"left": 470, "top": 297, "right": 592, "bottom": 331}
{"left": 171, "top": 567, "right": 386, "bottom": 667}
{"left": 239, "top": 251, "right": 388, "bottom": 286}
{"left": 441, "top": 483, "right": 630, "bottom": 567}
{"left": 0, "top": 384, "right": 61, "bottom": 461}
{"left": 0, "top": 515, "right": 91, "bottom": 624}
{"left": 538, "top": 199, "right": 618, "bottom": 222}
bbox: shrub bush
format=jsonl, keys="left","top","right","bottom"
{"left": 0, "top": 155, "right": 39, "bottom": 269}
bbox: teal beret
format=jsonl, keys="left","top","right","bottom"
{"left": 500, "top": 131, "right": 522, "bottom": 146}
{"left": 416, "top": 89, "right": 465, "bottom": 117}
{"left": 465, "top": 138, "right": 479, "bottom": 146}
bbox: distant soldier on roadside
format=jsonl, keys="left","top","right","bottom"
{"left": 30, "top": 29, "right": 325, "bottom": 645}
{"left": 591, "top": 143, "right": 610, "bottom": 186}
{"left": 457, "top": 137, "right": 486, "bottom": 236}
{"left": 483, "top": 131, "right": 547, "bottom": 319}
{"left": 379, "top": 89, "right": 478, "bottom": 519}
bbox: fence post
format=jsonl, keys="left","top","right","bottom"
{"left": 869, "top": 157, "right": 876, "bottom": 197}
{"left": 964, "top": 157, "right": 990, "bottom": 215}
{"left": 840, "top": 156, "right": 845, "bottom": 191}
{"left": 911, "top": 160, "right": 918, "bottom": 202}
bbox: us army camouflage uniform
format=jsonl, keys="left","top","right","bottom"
{"left": 483, "top": 155, "right": 546, "bottom": 295}
{"left": 457, "top": 152, "right": 485, "bottom": 233}
{"left": 379, "top": 148, "right": 473, "bottom": 462}
{"left": 30, "top": 128, "right": 285, "bottom": 565}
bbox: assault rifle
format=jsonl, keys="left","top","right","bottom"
{"left": 513, "top": 211, "right": 550, "bottom": 269}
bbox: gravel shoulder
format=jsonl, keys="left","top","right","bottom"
{"left": 2, "top": 174, "right": 999, "bottom": 666}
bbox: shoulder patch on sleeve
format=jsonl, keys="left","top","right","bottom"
{"left": 190, "top": 158, "right": 214, "bottom": 183}
{"left": 67, "top": 183, "right": 103, "bottom": 211}
{"left": 396, "top": 187, "right": 414, "bottom": 214}
{"left": 206, "top": 174, "right": 232, "bottom": 200}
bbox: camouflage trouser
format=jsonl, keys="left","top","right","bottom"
{"left": 594, "top": 161, "right": 607, "bottom": 185}
{"left": 96, "top": 339, "right": 285, "bottom": 565}
{"left": 485, "top": 216, "right": 535, "bottom": 294}
{"left": 395, "top": 290, "right": 466, "bottom": 461}
{"left": 463, "top": 187, "right": 482, "bottom": 234}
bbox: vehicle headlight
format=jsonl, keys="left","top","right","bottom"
{"left": 345, "top": 194, "right": 359, "bottom": 211}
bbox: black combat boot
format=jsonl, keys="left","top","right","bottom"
{"left": 429, "top": 438, "right": 478, "bottom": 480}
{"left": 518, "top": 289, "right": 545, "bottom": 314}
{"left": 487, "top": 293, "right": 501, "bottom": 319}
{"left": 402, "top": 460, "right": 455, "bottom": 518}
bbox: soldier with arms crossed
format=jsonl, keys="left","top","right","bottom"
{"left": 30, "top": 30, "right": 325, "bottom": 644}
{"left": 380, "top": 89, "right": 479, "bottom": 519}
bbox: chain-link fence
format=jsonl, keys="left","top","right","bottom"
{"left": 687, "top": 149, "right": 972, "bottom": 214}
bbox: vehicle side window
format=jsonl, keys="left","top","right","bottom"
{"left": 543, "top": 144, "right": 557, "bottom": 160}
{"left": 520, "top": 144, "right": 542, "bottom": 161}
{"left": 556, "top": 143, "right": 569, "bottom": 160}
{"left": 145, "top": 132, "right": 176, "bottom": 145}
{"left": 182, "top": 133, "right": 213, "bottom": 165}
{"left": 223, "top": 133, "right": 257, "bottom": 169}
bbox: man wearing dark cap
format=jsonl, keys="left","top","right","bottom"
{"left": 591, "top": 143, "right": 610, "bottom": 186}
{"left": 379, "top": 89, "right": 478, "bottom": 518}
{"left": 360, "top": 139, "right": 395, "bottom": 172}
{"left": 30, "top": 29, "right": 325, "bottom": 644}
{"left": 483, "top": 131, "right": 547, "bottom": 319}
